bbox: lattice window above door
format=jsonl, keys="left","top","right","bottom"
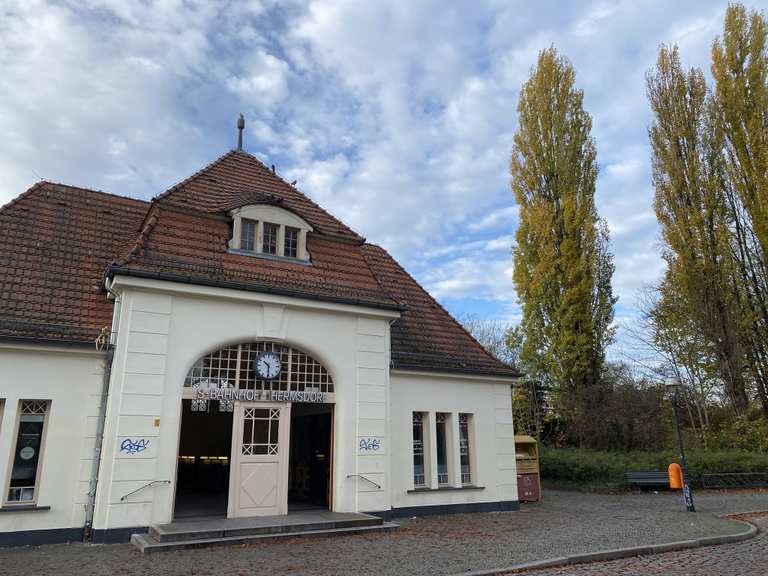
{"left": 185, "top": 342, "right": 334, "bottom": 395}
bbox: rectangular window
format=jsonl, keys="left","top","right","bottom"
{"left": 284, "top": 226, "right": 299, "bottom": 258}
{"left": 436, "top": 412, "right": 449, "bottom": 486}
{"left": 240, "top": 218, "right": 257, "bottom": 251}
{"left": 459, "top": 413, "right": 472, "bottom": 485}
{"left": 6, "top": 400, "right": 50, "bottom": 504}
{"left": 412, "top": 412, "right": 425, "bottom": 487}
{"left": 262, "top": 222, "right": 278, "bottom": 255}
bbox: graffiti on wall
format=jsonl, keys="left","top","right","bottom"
{"left": 358, "top": 438, "right": 381, "bottom": 452}
{"left": 120, "top": 438, "right": 150, "bottom": 455}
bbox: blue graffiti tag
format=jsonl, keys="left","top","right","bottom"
{"left": 120, "top": 438, "right": 150, "bottom": 455}
{"left": 359, "top": 438, "right": 381, "bottom": 452}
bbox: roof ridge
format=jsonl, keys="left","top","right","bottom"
{"left": 1, "top": 180, "right": 149, "bottom": 213}
{"left": 152, "top": 149, "right": 241, "bottom": 204}
{"left": 118, "top": 203, "right": 163, "bottom": 267}
{"left": 0, "top": 180, "right": 47, "bottom": 213}
{"left": 362, "top": 243, "right": 515, "bottom": 371}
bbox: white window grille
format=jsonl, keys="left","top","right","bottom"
{"left": 185, "top": 342, "right": 334, "bottom": 413}
{"left": 242, "top": 408, "right": 281, "bottom": 455}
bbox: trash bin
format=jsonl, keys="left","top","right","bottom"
{"left": 514, "top": 435, "right": 541, "bottom": 502}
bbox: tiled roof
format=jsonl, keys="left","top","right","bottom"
{"left": 0, "top": 150, "right": 519, "bottom": 378}
{"left": 0, "top": 182, "right": 147, "bottom": 343}
{"left": 361, "top": 245, "right": 521, "bottom": 378}
{"left": 154, "top": 150, "right": 361, "bottom": 240}
{"left": 112, "top": 204, "right": 400, "bottom": 310}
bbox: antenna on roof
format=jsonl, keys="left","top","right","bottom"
{"left": 271, "top": 164, "right": 276, "bottom": 174}
{"left": 236, "top": 113, "right": 245, "bottom": 150}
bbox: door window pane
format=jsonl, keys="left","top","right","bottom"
{"left": 412, "top": 413, "right": 425, "bottom": 487}
{"left": 242, "top": 408, "right": 279, "bottom": 456}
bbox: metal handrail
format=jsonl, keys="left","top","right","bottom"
{"left": 120, "top": 480, "right": 171, "bottom": 502}
{"left": 346, "top": 474, "right": 381, "bottom": 490}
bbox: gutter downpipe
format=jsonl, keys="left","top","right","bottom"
{"left": 83, "top": 283, "right": 121, "bottom": 542}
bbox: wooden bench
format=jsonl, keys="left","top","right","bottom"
{"left": 625, "top": 471, "right": 669, "bottom": 490}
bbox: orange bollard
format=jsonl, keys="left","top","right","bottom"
{"left": 668, "top": 463, "right": 683, "bottom": 490}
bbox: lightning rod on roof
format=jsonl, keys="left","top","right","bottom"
{"left": 237, "top": 113, "right": 245, "bottom": 150}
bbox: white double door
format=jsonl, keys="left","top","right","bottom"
{"left": 228, "top": 402, "right": 291, "bottom": 518}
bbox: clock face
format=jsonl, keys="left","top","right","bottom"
{"left": 255, "top": 352, "right": 282, "bottom": 380}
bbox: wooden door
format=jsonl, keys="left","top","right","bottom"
{"left": 229, "top": 402, "right": 290, "bottom": 517}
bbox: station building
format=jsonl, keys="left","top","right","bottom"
{"left": 0, "top": 145, "right": 520, "bottom": 545}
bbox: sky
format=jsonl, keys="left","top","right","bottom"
{"left": 0, "top": 0, "right": 752, "bottom": 357}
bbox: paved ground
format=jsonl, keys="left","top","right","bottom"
{"left": 0, "top": 490, "right": 765, "bottom": 576}
{"left": 519, "top": 514, "right": 768, "bottom": 576}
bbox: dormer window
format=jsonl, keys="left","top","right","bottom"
{"left": 262, "top": 222, "right": 279, "bottom": 255}
{"left": 284, "top": 227, "right": 299, "bottom": 258}
{"left": 229, "top": 205, "right": 312, "bottom": 262}
{"left": 241, "top": 218, "right": 257, "bottom": 251}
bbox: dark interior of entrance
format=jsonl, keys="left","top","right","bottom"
{"left": 289, "top": 404, "right": 332, "bottom": 511}
{"left": 175, "top": 399, "right": 232, "bottom": 519}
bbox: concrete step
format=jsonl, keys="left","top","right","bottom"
{"left": 150, "top": 512, "right": 384, "bottom": 543}
{"left": 131, "top": 521, "right": 399, "bottom": 553}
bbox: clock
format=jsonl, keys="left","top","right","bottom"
{"left": 255, "top": 352, "right": 282, "bottom": 380}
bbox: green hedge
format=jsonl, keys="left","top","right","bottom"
{"left": 540, "top": 447, "right": 768, "bottom": 489}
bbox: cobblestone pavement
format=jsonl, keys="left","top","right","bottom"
{"left": 517, "top": 514, "right": 768, "bottom": 575}
{"left": 0, "top": 490, "right": 765, "bottom": 576}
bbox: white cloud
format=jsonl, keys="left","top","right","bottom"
{"left": 0, "top": 0, "right": 736, "bottom": 355}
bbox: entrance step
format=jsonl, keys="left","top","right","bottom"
{"left": 131, "top": 512, "right": 397, "bottom": 553}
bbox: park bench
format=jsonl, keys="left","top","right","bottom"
{"left": 625, "top": 471, "right": 669, "bottom": 490}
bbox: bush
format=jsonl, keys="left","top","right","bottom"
{"left": 540, "top": 446, "right": 768, "bottom": 489}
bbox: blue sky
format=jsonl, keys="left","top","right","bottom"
{"left": 0, "top": 0, "right": 747, "bottom": 358}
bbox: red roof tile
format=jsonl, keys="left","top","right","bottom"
{"left": 0, "top": 151, "right": 518, "bottom": 378}
{"left": 154, "top": 150, "right": 362, "bottom": 240}
{"left": 0, "top": 182, "right": 147, "bottom": 343}
{"left": 361, "top": 244, "right": 520, "bottom": 377}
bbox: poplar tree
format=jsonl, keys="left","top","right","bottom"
{"left": 647, "top": 45, "right": 750, "bottom": 414}
{"left": 711, "top": 3, "right": 768, "bottom": 418}
{"left": 511, "top": 47, "right": 616, "bottom": 447}
{"left": 712, "top": 4, "right": 768, "bottom": 260}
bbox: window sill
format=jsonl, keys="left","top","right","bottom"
{"left": 227, "top": 248, "right": 312, "bottom": 266}
{"left": 0, "top": 505, "right": 51, "bottom": 513}
{"left": 407, "top": 485, "right": 485, "bottom": 494}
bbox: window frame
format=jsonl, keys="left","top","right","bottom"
{"left": 284, "top": 226, "right": 300, "bottom": 259}
{"left": 459, "top": 413, "right": 473, "bottom": 485}
{"left": 4, "top": 400, "right": 51, "bottom": 507}
{"left": 240, "top": 218, "right": 257, "bottom": 252}
{"left": 412, "top": 412, "right": 426, "bottom": 488}
{"left": 262, "top": 222, "right": 279, "bottom": 255}
{"left": 435, "top": 412, "right": 450, "bottom": 486}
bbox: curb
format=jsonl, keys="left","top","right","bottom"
{"left": 454, "top": 517, "right": 759, "bottom": 576}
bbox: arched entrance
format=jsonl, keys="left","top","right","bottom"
{"left": 175, "top": 341, "right": 335, "bottom": 519}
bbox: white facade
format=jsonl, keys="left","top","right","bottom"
{"left": 0, "top": 345, "right": 104, "bottom": 537}
{"left": 0, "top": 275, "right": 518, "bottom": 543}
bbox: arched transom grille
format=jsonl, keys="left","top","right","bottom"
{"left": 185, "top": 341, "right": 334, "bottom": 394}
